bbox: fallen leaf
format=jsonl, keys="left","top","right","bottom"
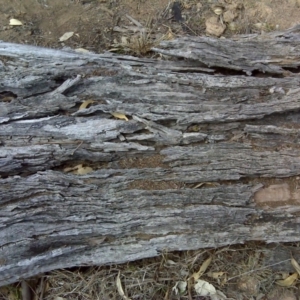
{"left": 177, "top": 281, "right": 187, "bottom": 294}
{"left": 221, "top": 277, "right": 228, "bottom": 286}
{"left": 192, "top": 256, "right": 212, "bottom": 281}
{"left": 63, "top": 164, "right": 82, "bottom": 173}
{"left": 276, "top": 272, "right": 298, "bottom": 287}
{"left": 75, "top": 48, "right": 91, "bottom": 53}
{"left": 88, "top": 237, "right": 106, "bottom": 246}
{"left": 59, "top": 32, "right": 74, "bottom": 42}
{"left": 108, "top": 48, "right": 121, "bottom": 52}
{"left": 121, "top": 36, "right": 128, "bottom": 45}
{"left": 64, "top": 164, "right": 93, "bottom": 175}
{"left": 291, "top": 257, "right": 300, "bottom": 276}
{"left": 74, "top": 166, "right": 93, "bottom": 175}
{"left": 172, "top": 281, "right": 187, "bottom": 295}
{"left": 111, "top": 112, "right": 129, "bottom": 121}
{"left": 213, "top": 6, "right": 224, "bottom": 15}
{"left": 194, "top": 279, "right": 216, "bottom": 296}
{"left": 116, "top": 271, "right": 132, "bottom": 300}
{"left": 166, "top": 259, "right": 176, "bottom": 265}
{"left": 79, "top": 100, "right": 94, "bottom": 110}
{"left": 9, "top": 18, "right": 23, "bottom": 26}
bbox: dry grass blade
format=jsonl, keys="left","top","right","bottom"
{"left": 116, "top": 271, "right": 132, "bottom": 300}
{"left": 21, "top": 280, "right": 31, "bottom": 300}
{"left": 110, "top": 23, "right": 171, "bottom": 56}
{"left": 291, "top": 257, "right": 300, "bottom": 276}
{"left": 125, "top": 14, "right": 144, "bottom": 28}
{"left": 19, "top": 244, "right": 300, "bottom": 299}
{"left": 36, "top": 277, "right": 48, "bottom": 300}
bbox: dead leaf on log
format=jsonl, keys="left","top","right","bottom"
{"left": 79, "top": 100, "right": 95, "bottom": 110}
{"left": 64, "top": 164, "right": 93, "bottom": 175}
{"left": 111, "top": 112, "right": 129, "bottom": 121}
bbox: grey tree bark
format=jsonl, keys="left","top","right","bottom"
{"left": 1, "top": 25, "right": 300, "bottom": 286}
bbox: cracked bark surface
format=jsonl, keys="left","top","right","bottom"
{"left": 1, "top": 25, "right": 300, "bottom": 286}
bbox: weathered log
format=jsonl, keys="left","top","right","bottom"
{"left": 1, "top": 26, "right": 300, "bottom": 286}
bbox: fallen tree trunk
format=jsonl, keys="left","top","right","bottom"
{"left": 1, "top": 25, "right": 300, "bottom": 286}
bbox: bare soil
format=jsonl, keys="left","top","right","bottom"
{"left": 1, "top": 0, "right": 300, "bottom": 299}
{"left": 1, "top": 0, "right": 300, "bottom": 53}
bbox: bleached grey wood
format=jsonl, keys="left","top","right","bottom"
{"left": 153, "top": 24, "right": 300, "bottom": 75}
{"left": 1, "top": 26, "right": 300, "bottom": 286}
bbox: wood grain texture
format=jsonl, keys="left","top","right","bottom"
{"left": 1, "top": 26, "right": 300, "bottom": 286}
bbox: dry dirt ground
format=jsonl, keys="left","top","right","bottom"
{"left": 1, "top": 0, "right": 300, "bottom": 53}
{"left": 1, "top": 0, "right": 300, "bottom": 299}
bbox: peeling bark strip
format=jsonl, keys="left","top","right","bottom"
{"left": 1, "top": 26, "right": 300, "bottom": 286}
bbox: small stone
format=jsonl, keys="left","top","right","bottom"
{"left": 236, "top": 276, "right": 260, "bottom": 296}
{"left": 196, "top": 3, "right": 202, "bottom": 12}
{"left": 228, "top": 22, "right": 237, "bottom": 31}
{"left": 205, "top": 16, "right": 226, "bottom": 37}
{"left": 267, "top": 287, "right": 297, "bottom": 300}
{"left": 223, "top": 10, "right": 237, "bottom": 23}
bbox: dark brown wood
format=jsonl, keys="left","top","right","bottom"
{"left": 1, "top": 25, "right": 300, "bottom": 286}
